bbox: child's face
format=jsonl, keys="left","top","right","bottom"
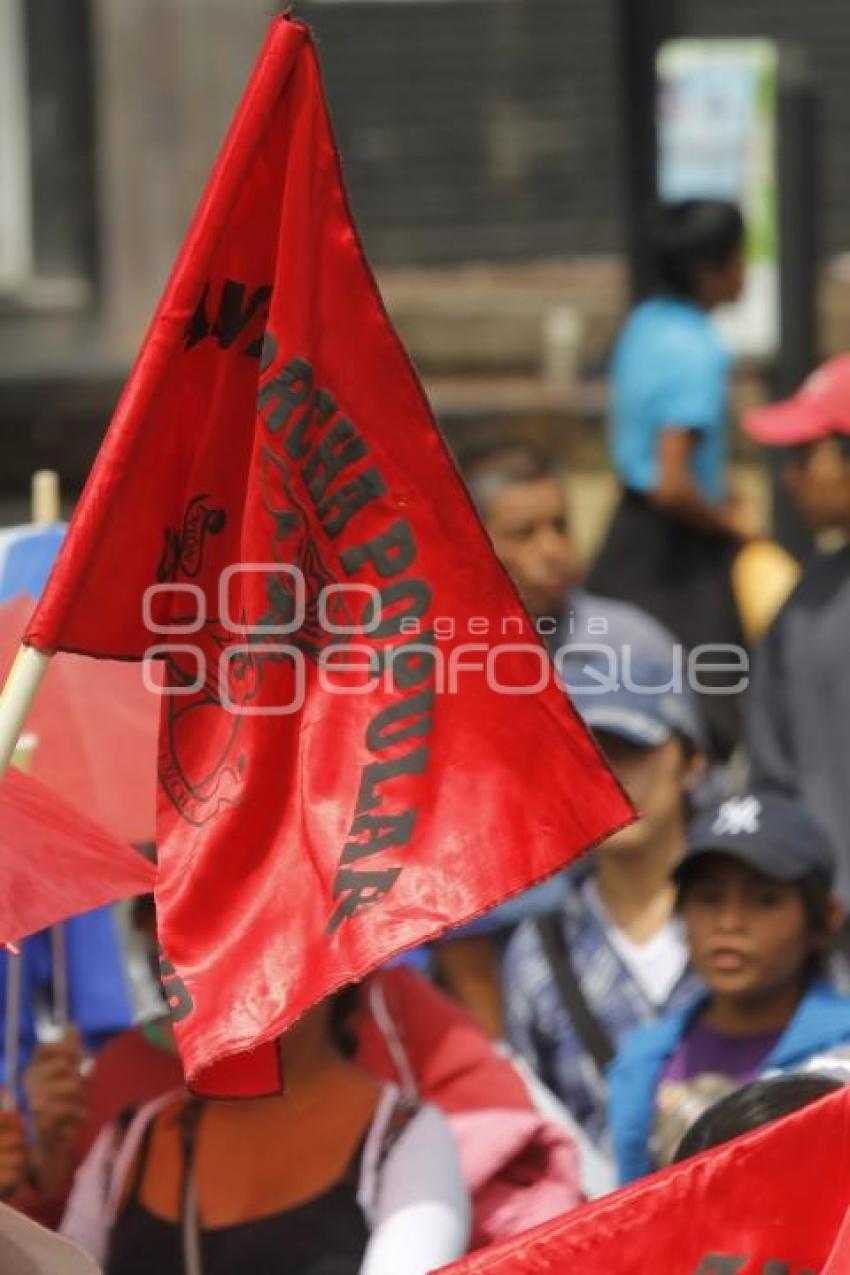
{"left": 784, "top": 436, "right": 850, "bottom": 533}
{"left": 682, "top": 855, "right": 811, "bottom": 1003}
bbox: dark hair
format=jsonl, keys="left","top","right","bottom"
{"left": 130, "top": 891, "right": 156, "bottom": 931}
{"left": 673, "top": 1073, "right": 843, "bottom": 1163}
{"left": 329, "top": 984, "right": 361, "bottom": 1059}
{"left": 457, "top": 437, "right": 557, "bottom": 518}
{"left": 799, "top": 873, "right": 835, "bottom": 978}
{"left": 649, "top": 200, "right": 745, "bottom": 299}
{"left": 132, "top": 841, "right": 158, "bottom": 864}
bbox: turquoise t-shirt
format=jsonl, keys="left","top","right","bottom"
{"left": 609, "top": 297, "right": 731, "bottom": 506}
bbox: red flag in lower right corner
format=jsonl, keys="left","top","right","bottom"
{"left": 440, "top": 1085, "right": 850, "bottom": 1275}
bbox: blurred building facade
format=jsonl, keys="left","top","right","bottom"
{"left": 2, "top": 0, "right": 850, "bottom": 511}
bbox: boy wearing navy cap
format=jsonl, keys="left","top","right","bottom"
{"left": 609, "top": 790, "right": 849, "bottom": 1184}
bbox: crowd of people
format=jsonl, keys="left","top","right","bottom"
{"left": 3, "top": 198, "right": 850, "bottom": 1272}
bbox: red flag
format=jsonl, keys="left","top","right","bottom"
{"left": 24, "top": 18, "right": 631, "bottom": 1094}
{"left": 0, "top": 766, "right": 155, "bottom": 946}
{"left": 440, "top": 1086, "right": 850, "bottom": 1275}
{"left": 0, "top": 597, "right": 157, "bottom": 843}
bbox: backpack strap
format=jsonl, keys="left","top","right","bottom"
{"left": 357, "top": 1084, "right": 419, "bottom": 1221}
{"left": 179, "top": 1098, "right": 205, "bottom": 1275}
{"left": 535, "top": 914, "right": 615, "bottom": 1072}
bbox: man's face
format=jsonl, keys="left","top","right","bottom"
{"left": 484, "top": 478, "right": 576, "bottom": 619}
{"left": 681, "top": 856, "right": 811, "bottom": 1003}
{"left": 784, "top": 436, "right": 850, "bottom": 533}
{"left": 594, "top": 733, "right": 691, "bottom": 860}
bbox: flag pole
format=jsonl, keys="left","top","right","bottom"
{"left": 31, "top": 470, "right": 60, "bottom": 527}
{"left": 0, "top": 470, "right": 58, "bottom": 771}
{"left": 50, "top": 923, "right": 68, "bottom": 1034}
{"left": 28, "top": 469, "right": 70, "bottom": 1035}
{"left": 2, "top": 749, "right": 36, "bottom": 1113}
{"left": 0, "top": 653, "right": 49, "bottom": 1102}
{"left": 0, "top": 471, "right": 60, "bottom": 1095}
{"left": 2, "top": 954, "right": 21, "bottom": 1112}
{"left": 0, "top": 463, "right": 56, "bottom": 773}
{"left": 0, "top": 646, "right": 50, "bottom": 777}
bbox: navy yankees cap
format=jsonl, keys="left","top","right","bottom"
{"left": 574, "top": 659, "right": 705, "bottom": 752}
{"left": 675, "top": 791, "right": 835, "bottom": 890}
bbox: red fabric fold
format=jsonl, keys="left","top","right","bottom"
{"left": 0, "top": 766, "right": 155, "bottom": 945}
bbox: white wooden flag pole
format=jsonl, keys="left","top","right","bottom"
{"left": 0, "top": 469, "right": 60, "bottom": 1106}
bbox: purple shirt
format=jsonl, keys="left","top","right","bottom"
{"left": 662, "top": 1020, "right": 783, "bottom": 1086}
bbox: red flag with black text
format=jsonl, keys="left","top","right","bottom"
{"left": 441, "top": 1085, "right": 850, "bottom": 1275}
{"left": 24, "top": 17, "right": 631, "bottom": 1094}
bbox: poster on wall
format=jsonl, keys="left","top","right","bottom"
{"left": 0, "top": 0, "right": 31, "bottom": 292}
{"left": 657, "top": 39, "right": 780, "bottom": 361}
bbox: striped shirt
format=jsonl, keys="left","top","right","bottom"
{"left": 504, "top": 868, "right": 702, "bottom": 1149}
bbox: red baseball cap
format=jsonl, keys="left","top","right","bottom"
{"left": 743, "top": 354, "right": 850, "bottom": 446}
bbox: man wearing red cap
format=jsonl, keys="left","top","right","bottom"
{"left": 744, "top": 355, "right": 850, "bottom": 902}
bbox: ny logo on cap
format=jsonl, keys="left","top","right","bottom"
{"left": 711, "top": 796, "right": 762, "bottom": 838}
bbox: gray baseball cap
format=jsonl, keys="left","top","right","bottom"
{"left": 574, "top": 658, "right": 705, "bottom": 752}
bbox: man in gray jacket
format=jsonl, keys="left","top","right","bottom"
{"left": 744, "top": 356, "right": 850, "bottom": 901}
